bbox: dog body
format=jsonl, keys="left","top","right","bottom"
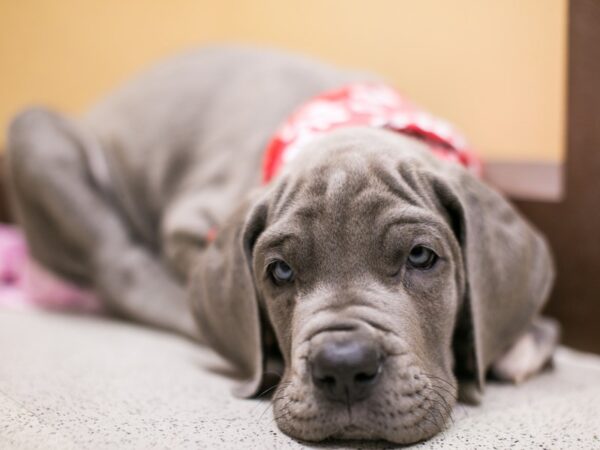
{"left": 6, "top": 46, "right": 558, "bottom": 444}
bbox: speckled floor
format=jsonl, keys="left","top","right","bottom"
{"left": 0, "top": 310, "right": 598, "bottom": 449}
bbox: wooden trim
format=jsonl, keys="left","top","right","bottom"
{"left": 483, "top": 161, "right": 564, "bottom": 202}
{"left": 513, "top": 0, "right": 600, "bottom": 354}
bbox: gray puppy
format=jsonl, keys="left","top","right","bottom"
{"left": 6, "top": 46, "right": 558, "bottom": 444}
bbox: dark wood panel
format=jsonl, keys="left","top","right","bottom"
{"left": 515, "top": 0, "right": 600, "bottom": 354}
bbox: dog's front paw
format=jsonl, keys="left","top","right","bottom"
{"left": 491, "top": 317, "right": 560, "bottom": 384}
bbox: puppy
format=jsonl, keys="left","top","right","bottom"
{"left": 6, "top": 46, "right": 558, "bottom": 444}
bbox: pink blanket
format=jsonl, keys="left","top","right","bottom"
{"left": 0, "top": 224, "right": 102, "bottom": 313}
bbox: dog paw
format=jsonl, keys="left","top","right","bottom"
{"left": 491, "top": 317, "right": 560, "bottom": 384}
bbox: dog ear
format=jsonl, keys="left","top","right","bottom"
{"left": 189, "top": 191, "right": 269, "bottom": 398}
{"left": 431, "top": 165, "right": 555, "bottom": 400}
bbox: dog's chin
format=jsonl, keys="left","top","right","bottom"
{"left": 272, "top": 351, "right": 456, "bottom": 444}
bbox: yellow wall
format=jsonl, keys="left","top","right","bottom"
{"left": 0, "top": 0, "right": 567, "bottom": 162}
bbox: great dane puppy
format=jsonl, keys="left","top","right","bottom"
{"left": 6, "top": 46, "right": 558, "bottom": 444}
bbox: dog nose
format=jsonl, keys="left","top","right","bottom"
{"left": 310, "top": 334, "right": 382, "bottom": 403}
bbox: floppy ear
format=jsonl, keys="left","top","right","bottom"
{"left": 431, "top": 166, "right": 555, "bottom": 398}
{"left": 189, "top": 192, "right": 269, "bottom": 398}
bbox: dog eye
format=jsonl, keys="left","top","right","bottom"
{"left": 269, "top": 260, "right": 295, "bottom": 284}
{"left": 407, "top": 245, "right": 438, "bottom": 270}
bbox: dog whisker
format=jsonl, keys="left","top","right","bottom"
{"left": 423, "top": 385, "right": 455, "bottom": 416}
{"left": 420, "top": 373, "right": 456, "bottom": 391}
{"left": 255, "top": 383, "right": 281, "bottom": 399}
{"left": 267, "top": 387, "right": 297, "bottom": 424}
{"left": 256, "top": 389, "right": 292, "bottom": 421}
{"left": 430, "top": 382, "right": 470, "bottom": 419}
{"left": 261, "top": 397, "right": 293, "bottom": 424}
{"left": 414, "top": 395, "right": 445, "bottom": 435}
{"left": 257, "top": 401, "right": 275, "bottom": 422}
{"left": 420, "top": 374, "right": 458, "bottom": 400}
{"left": 414, "top": 419, "right": 428, "bottom": 441}
{"left": 270, "top": 401, "right": 295, "bottom": 425}
{"left": 250, "top": 381, "right": 292, "bottom": 416}
{"left": 418, "top": 408, "right": 442, "bottom": 435}
{"left": 421, "top": 388, "right": 455, "bottom": 426}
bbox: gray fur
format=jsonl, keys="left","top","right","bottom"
{"left": 5, "top": 46, "right": 556, "bottom": 444}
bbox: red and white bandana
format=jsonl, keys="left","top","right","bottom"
{"left": 262, "top": 83, "right": 481, "bottom": 183}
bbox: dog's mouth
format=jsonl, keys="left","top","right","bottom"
{"left": 271, "top": 335, "right": 457, "bottom": 444}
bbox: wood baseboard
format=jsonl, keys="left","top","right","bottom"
{"left": 483, "top": 160, "right": 564, "bottom": 202}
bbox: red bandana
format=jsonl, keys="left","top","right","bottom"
{"left": 262, "top": 83, "right": 481, "bottom": 183}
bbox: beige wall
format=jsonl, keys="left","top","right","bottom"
{"left": 0, "top": 0, "right": 566, "bottom": 162}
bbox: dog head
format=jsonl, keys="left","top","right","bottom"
{"left": 190, "top": 127, "right": 553, "bottom": 444}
